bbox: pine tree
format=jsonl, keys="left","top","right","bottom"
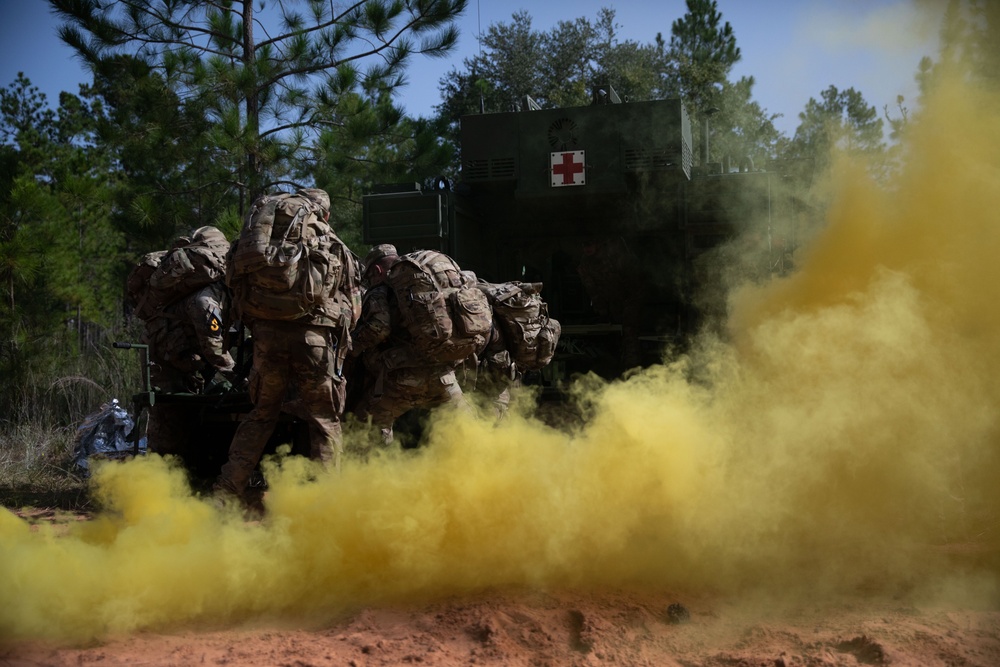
{"left": 790, "top": 85, "right": 885, "bottom": 174}
{"left": 662, "top": 0, "right": 779, "bottom": 166}
{"left": 0, "top": 74, "right": 125, "bottom": 415}
{"left": 51, "top": 0, "right": 467, "bottom": 210}
{"left": 917, "top": 0, "right": 1000, "bottom": 97}
{"left": 435, "top": 3, "right": 779, "bottom": 165}
{"left": 662, "top": 0, "right": 740, "bottom": 114}
{"left": 86, "top": 55, "right": 238, "bottom": 250}
{"left": 437, "top": 8, "right": 670, "bottom": 123}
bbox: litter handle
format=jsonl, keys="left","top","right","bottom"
{"left": 113, "top": 341, "right": 148, "bottom": 350}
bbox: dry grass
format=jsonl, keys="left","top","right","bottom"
{"left": 0, "top": 339, "right": 143, "bottom": 512}
{"left": 0, "top": 419, "right": 91, "bottom": 510}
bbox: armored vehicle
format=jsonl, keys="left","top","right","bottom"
{"left": 363, "top": 88, "right": 812, "bottom": 385}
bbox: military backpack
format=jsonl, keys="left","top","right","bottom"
{"left": 385, "top": 249, "right": 493, "bottom": 365}
{"left": 478, "top": 281, "right": 561, "bottom": 371}
{"left": 127, "top": 227, "right": 229, "bottom": 321}
{"left": 227, "top": 192, "right": 346, "bottom": 323}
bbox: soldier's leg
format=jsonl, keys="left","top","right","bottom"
{"left": 431, "top": 370, "right": 474, "bottom": 415}
{"left": 353, "top": 378, "right": 415, "bottom": 446}
{"left": 326, "top": 377, "right": 346, "bottom": 469}
{"left": 359, "top": 370, "right": 469, "bottom": 447}
{"left": 492, "top": 387, "right": 511, "bottom": 422}
{"left": 350, "top": 361, "right": 392, "bottom": 445}
{"left": 293, "top": 326, "right": 344, "bottom": 471}
{"left": 216, "top": 323, "right": 289, "bottom": 497}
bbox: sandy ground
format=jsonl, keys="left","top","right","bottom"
{"left": 3, "top": 507, "right": 999, "bottom": 667}
{"left": 4, "top": 587, "right": 1000, "bottom": 666}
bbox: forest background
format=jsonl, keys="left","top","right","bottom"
{"left": 0, "top": 0, "right": 995, "bottom": 493}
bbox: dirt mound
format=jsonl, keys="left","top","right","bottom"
{"left": 5, "top": 587, "right": 999, "bottom": 666}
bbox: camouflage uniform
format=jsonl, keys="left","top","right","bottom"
{"left": 354, "top": 365, "right": 467, "bottom": 445}
{"left": 349, "top": 245, "right": 471, "bottom": 445}
{"left": 215, "top": 188, "right": 357, "bottom": 500}
{"left": 145, "top": 280, "right": 235, "bottom": 455}
{"left": 457, "top": 325, "right": 515, "bottom": 422}
{"left": 220, "top": 318, "right": 346, "bottom": 476}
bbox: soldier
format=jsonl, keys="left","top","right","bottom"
{"left": 145, "top": 282, "right": 236, "bottom": 456}
{"left": 462, "top": 277, "right": 560, "bottom": 423}
{"left": 457, "top": 324, "right": 515, "bottom": 422}
{"left": 127, "top": 226, "right": 235, "bottom": 457}
{"left": 349, "top": 244, "right": 472, "bottom": 446}
{"left": 214, "top": 188, "right": 359, "bottom": 504}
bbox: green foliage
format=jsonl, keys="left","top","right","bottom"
{"left": 438, "top": 7, "right": 674, "bottom": 122}
{"left": 662, "top": 0, "right": 740, "bottom": 111}
{"left": 887, "top": 1, "right": 999, "bottom": 174}
{"left": 0, "top": 74, "right": 58, "bottom": 163}
{"left": 917, "top": 0, "right": 1000, "bottom": 97}
{"left": 435, "top": 3, "right": 780, "bottom": 165}
{"left": 660, "top": 0, "right": 782, "bottom": 167}
{"left": 668, "top": 0, "right": 740, "bottom": 64}
{"left": 0, "top": 74, "right": 131, "bottom": 423}
{"left": 88, "top": 54, "right": 237, "bottom": 249}
{"left": 706, "top": 76, "right": 783, "bottom": 169}
{"left": 0, "top": 175, "right": 57, "bottom": 326}
{"left": 303, "top": 88, "right": 454, "bottom": 252}
{"left": 50, "top": 0, "right": 468, "bottom": 207}
{"left": 789, "top": 85, "right": 885, "bottom": 174}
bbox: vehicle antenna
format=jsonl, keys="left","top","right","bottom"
{"left": 478, "top": 0, "right": 485, "bottom": 113}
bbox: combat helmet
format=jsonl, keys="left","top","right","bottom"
{"left": 363, "top": 243, "right": 398, "bottom": 274}
{"left": 297, "top": 187, "right": 331, "bottom": 214}
{"left": 190, "top": 226, "right": 228, "bottom": 246}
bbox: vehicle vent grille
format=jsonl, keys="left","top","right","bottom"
{"left": 623, "top": 147, "right": 686, "bottom": 171}
{"left": 463, "top": 157, "right": 516, "bottom": 181}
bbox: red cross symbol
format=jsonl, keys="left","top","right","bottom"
{"left": 551, "top": 150, "right": 585, "bottom": 187}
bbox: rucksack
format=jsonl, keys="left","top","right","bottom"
{"left": 478, "top": 281, "right": 561, "bottom": 371}
{"left": 128, "top": 227, "right": 229, "bottom": 321}
{"left": 385, "top": 249, "right": 493, "bottom": 364}
{"left": 337, "top": 248, "right": 364, "bottom": 329}
{"left": 126, "top": 250, "right": 167, "bottom": 320}
{"left": 227, "top": 192, "right": 345, "bottom": 323}
{"left": 142, "top": 306, "right": 198, "bottom": 369}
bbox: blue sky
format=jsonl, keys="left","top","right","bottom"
{"left": 0, "top": 0, "right": 942, "bottom": 137}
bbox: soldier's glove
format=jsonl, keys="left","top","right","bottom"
{"left": 206, "top": 368, "right": 242, "bottom": 394}
{"left": 222, "top": 369, "right": 249, "bottom": 392}
{"left": 206, "top": 377, "right": 233, "bottom": 395}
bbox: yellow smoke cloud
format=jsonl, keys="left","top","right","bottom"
{"left": 3, "top": 77, "right": 1000, "bottom": 643}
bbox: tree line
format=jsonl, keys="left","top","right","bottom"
{"left": 0, "top": 0, "right": 995, "bottom": 423}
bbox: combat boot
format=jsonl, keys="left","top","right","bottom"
{"left": 210, "top": 478, "right": 246, "bottom": 510}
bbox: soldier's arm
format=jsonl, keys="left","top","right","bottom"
{"left": 186, "top": 286, "right": 235, "bottom": 372}
{"left": 350, "top": 288, "right": 392, "bottom": 356}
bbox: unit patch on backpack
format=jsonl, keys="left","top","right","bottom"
{"left": 478, "top": 281, "right": 561, "bottom": 371}
{"left": 128, "top": 227, "right": 229, "bottom": 321}
{"left": 227, "top": 192, "right": 344, "bottom": 323}
{"left": 385, "top": 249, "right": 492, "bottom": 365}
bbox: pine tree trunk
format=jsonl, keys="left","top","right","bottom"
{"left": 243, "top": 0, "right": 260, "bottom": 211}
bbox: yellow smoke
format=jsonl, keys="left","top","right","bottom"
{"left": 3, "top": 79, "right": 1000, "bottom": 642}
